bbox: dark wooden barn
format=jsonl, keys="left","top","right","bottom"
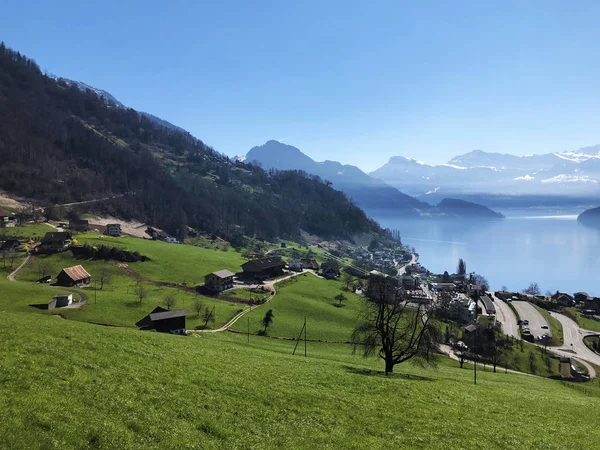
{"left": 241, "top": 257, "right": 285, "bottom": 279}
{"left": 136, "top": 307, "right": 187, "bottom": 334}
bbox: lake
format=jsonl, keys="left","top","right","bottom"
{"left": 374, "top": 210, "right": 600, "bottom": 296}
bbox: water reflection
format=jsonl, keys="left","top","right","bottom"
{"left": 376, "top": 216, "right": 600, "bottom": 296}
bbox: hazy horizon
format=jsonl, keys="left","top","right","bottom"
{"left": 5, "top": 1, "right": 600, "bottom": 171}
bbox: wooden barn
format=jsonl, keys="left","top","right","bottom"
{"left": 241, "top": 257, "right": 285, "bottom": 280}
{"left": 40, "top": 232, "right": 72, "bottom": 253}
{"left": 56, "top": 265, "right": 91, "bottom": 287}
{"left": 136, "top": 306, "right": 187, "bottom": 334}
{"left": 69, "top": 219, "right": 89, "bottom": 232}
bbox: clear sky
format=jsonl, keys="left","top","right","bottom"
{"left": 4, "top": 0, "right": 600, "bottom": 171}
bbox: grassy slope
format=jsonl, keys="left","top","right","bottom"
{"left": 566, "top": 307, "right": 600, "bottom": 333}
{"left": 1, "top": 311, "right": 599, "bottom": 449}
{"left": 231, "top": 273, "right": 362, "bottom": 341}
{"left": 73, "top": 232, "right": 247, "bottom": 286}
{"left": 532, "top": 304, "right": 564, "bottom": 346}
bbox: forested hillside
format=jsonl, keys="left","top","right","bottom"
{"left": 0, "top": 43, "right": 379, "bottom": 242}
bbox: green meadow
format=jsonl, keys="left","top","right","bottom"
{"left": 1, "top": 310, "right": 600, "bottom": 449}
{"left": 231, "top": 273, "right": 362, "bottom": 341}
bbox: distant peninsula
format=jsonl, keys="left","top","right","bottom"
{"left": 435, "top": 198, "right": 505, "bottom": 219}
{"left": 578, "top": 206, "right": 600, "bottom": 227}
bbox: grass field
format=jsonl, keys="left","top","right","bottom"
{"left": 0, "top": 222, "right": 55, "bottom": 239}
{"left": 231, "top": 273, "right": 362, "bottom": 341}
{"left": 532, "top": 303, "right": 564, "bottom": 346}
{"left": 3, "top": 252, "right": 243, "bottom": 330}
{"left": 73, "top": 232, "right": 247, "bottom": 286}
{"left": 566, "top": 307, "right": 600, "bottom": 333}
{"left": 1, "top": 310, "right": 600, "bottom": 449}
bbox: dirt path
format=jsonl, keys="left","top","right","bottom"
{"left": 7, "top": 254, "right": 31, "bottom": 282}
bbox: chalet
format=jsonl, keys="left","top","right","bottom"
{"left": 287, "top": 259, "right": 303, "bottom": 272}
{"left": 204, "top": 269, "right": 235, "bottom": 292}
{"left": 54, "top": 294, "right": 73, "bottom": 307}
{"left": 69, "top": 219, "right": 89, "bottom": 232}
{"left": 321, "top": 261, "right": 340, "bottom": 280}
{"left": 241, "top": 257, "right": 285, "bottom": 279}
{"left": 462, "top": 324, "right": 478, "bottom": 335}
{"left": 136, "top": 306, "right": 187, "bottom": 334}
{"left": 552, "top": 292, "right": 575, "bottom": 307}
{"left": 105, "top": 223, "right": 122, "bottom": 237}
{"left": 0, "top": 239, "right": 21, "bottom": 252}
{"left": 40, "top": 232, "right": 72, "bottom": 253}
{"left": 56, "top": 265, "right": 91, "bottom": 287}
{"left": 574, "top": 292, "right": 590, "bottom": 304}
{"left": 300, "top": 258, "right": 319, "bottom": 270}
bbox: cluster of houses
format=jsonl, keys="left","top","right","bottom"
{"left": 202, "top": 256, "right": 339, "bottom": 292}
{"left": 0, "top": 207, "right": 16, "bottom": 228}
{"left": 68, "top": 219, "right": 122, "bottom": 237}
{"left": 351, "top": 247, "right": 410, "bottom": 272}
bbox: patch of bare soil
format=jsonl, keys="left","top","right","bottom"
{"left": 87, "top": 216, "right": 164, "bottom": 239}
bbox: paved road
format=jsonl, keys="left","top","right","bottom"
{"left": 511, "top": 300, "right": 549, "bottom": 339}
{"left": 547, "top": 312, "right": 600, "bottom": 376}
{"left": 490, "top": 293, "right": 520, "bottom": 339}
{"left": 397, "top": 253, "right": 417, "bottom": 276}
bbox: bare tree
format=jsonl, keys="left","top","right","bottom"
{"left": 470, "top": 273, "right": 489, "bottom": 291}
{"left": 203, "top": 307, "right": 215, "bottom": 327}
{"left": 37, "top": 259, "right": 52, "bottom": 278}
{"left": 500, "top": 285, "right": 508, "bottom": 292}
{"left": 194, "top": 298, "right": 204, "bottom": 317}
{"left": 351, "top": 277, "right": 440, "bottom": 375}
{"left": 163, "top": 294, "right": 176, "bottom": 310}
{"left": 523, "top": 282, "right": 540, "bottom": 296}
{"left": 452, "top": 340, "right": 469, "bottom": 368}
{"left": 134, "top": 282, "right": 148, "bottom": 304}
{"left": 98, "top": 267, "right": 112, "bottom": 290}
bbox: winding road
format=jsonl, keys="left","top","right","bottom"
{"left": 511, "top": 300, "right": 550, "bottom": 339}
{"left": 547, "top": 311, "right": 600, "bottom": 378}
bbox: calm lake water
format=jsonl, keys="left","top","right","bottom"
{"left": 375, "top": 210, "right": 600, "bottom": 296}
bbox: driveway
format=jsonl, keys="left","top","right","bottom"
{"left": 511, "top": 300, "right": 550, "bottom": 339}
{"left": 490, "top": 293, "right": 520, "bottom": 339}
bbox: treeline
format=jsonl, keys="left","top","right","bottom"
{"left": 0, "top": 43, "right": 379, "bottom": 242}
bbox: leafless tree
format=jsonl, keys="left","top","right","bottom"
{"left": 134, "top": 282, "right": 148, "bottom": 304}
{"left": 194, "top": 298, "right": 204, "bottom": 317}
{"left": 98, "top": 267, "right": 112, "bottom": 290}
{"left": 203, "top": 306, "right": 215, "bottom": 327}
{"left": 351, "top": 277, "right": 440, "bottom": 375}
{"left": 37, "top": 259, "right": 52, "bottom": 278}
{"left": 163, "top": 294, "right": 177, "bottom": 310}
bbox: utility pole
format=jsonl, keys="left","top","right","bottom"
{"left": 474, "top": 299, "right": 478, "bottom": 385}
{"left": 304, "top": 317, "right": 307, "bottom": 357}
{"left": 94, "top": 280, "right": 97, "bottom": 304}
{"left": 247, "top": 317, "right": 250, "bottom": 343}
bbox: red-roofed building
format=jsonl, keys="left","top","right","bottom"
{"left": 56, "top": 265, "right": 91, "bottom": 287}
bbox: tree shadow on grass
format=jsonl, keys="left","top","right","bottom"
{"left": 342, "top": 365, "right": 435, "bottom": 381}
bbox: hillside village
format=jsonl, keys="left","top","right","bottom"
{"left": 2, "top": 206, "right": 600, "bottom": 384}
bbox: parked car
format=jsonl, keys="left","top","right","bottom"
{"left": 522, "top": 319, "right": 529, "bottom": 325}
{"left": 541, "top": 325, "right": 548, "bottom": 329}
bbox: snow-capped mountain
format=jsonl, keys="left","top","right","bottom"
{"left": 57, "top": 78, "right": 186, "bottom": 133}
{"left": 370, "top": 146, "right": 600, "bottom": 197}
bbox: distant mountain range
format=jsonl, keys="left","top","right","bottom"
{"left": 370, "top": 147, "right": 600, "bottom": 201}
{"left": 57, "top": 78, "right": 187, "bottom": 134}
{"left": 244, "top": 141, "right": 503, "bottom": 219}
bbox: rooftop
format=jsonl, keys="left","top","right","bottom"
{"left": 149, "top": 309, "right": 188, "bottom": 321}
{"left": 211, "top": 269, "right": 235, "bottom": 279}
{"left": 61, "top": 265, "right": 90, "bottom": 282}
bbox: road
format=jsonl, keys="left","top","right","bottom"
{"left": 511, "top": 300, "right": 550, "bottom": 339}
{"left": 7, "top": 254, "right": 31, "bottom": 282}
{"left": 490, "top": 293, "right": 520, "bottom": 339}
{"left": 397, "top": 253, "right": 417, "bottom": 276}
{"left": 54, "top": 193, "right": 128, "bottom": 208}
{"left": 547, "top": 312, "right": 600, "bottom": 377}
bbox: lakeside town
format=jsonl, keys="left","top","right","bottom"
{"left": 3, "top": 207, "right": 600, "bottom": 383}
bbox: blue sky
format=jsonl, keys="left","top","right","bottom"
{"left": 4, "top": 1, "right": 600, "bottom": 171}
